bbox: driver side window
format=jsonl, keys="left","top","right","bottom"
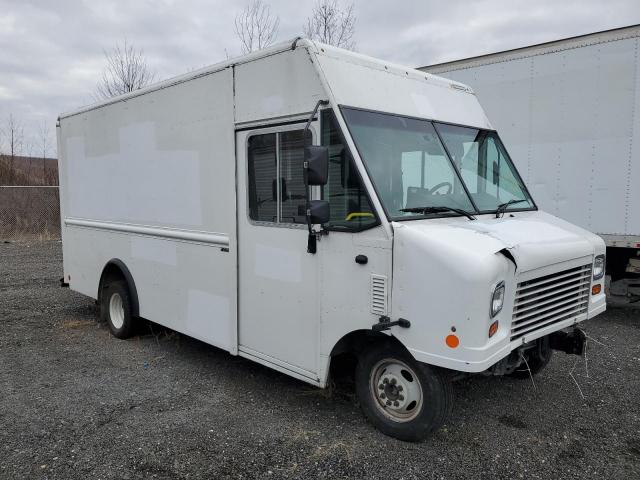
{"left": 321, "top": 110, "right": 378, "bottom": 231}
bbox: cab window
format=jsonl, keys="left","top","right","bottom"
{"left": 247, "top": 129, "right": 311, "bottom": 224}
{"left": 321, "top": 110, "right": 378, "bottom": 231}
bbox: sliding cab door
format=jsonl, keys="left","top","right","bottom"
{"left": 236, "top": 123, "right": 321, "bottom": 381}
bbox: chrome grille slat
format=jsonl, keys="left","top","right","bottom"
{"left": 513, "top": 291, "right": 590, "bottom": 322}
{"left": 512, "top": 305, "right": 588, "bottom": 337}
{"left": 515, "top": 265, "right": 591, "bottom": 292}
{"left": 514, "top": 280, "right": 591, "bottom": 308}
{"left": 513, "top": 287, "right": 590, "bottom": 315}
{"left": 511, "top": 263, "right": 592, "bottom": 341}
{"left": 516, "top": 272, "right": 591, "bottom": 298}
{"left": 512, "top": 301, "right": 589, "bottom": 333}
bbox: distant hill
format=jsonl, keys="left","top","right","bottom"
{"left": 0, "top": 155, "right": 58, "bottom": 186}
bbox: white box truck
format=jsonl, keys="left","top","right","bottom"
{"left": 420, "top": 24, "right": 640, "bottom": 306}
{"left": 57, "top": 38, "right": 606, "bottom": 441}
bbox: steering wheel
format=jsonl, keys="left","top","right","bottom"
{"left": 429, "top": 182, "right": 453, "bottom": 195}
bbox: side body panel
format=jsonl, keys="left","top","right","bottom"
{"left": 234, "top": 47, "right": 326, "bottom": 125}
{"left": 317, "top": 226, "right": 392, "bottom": 383}
{"left": 58, "top": 69, "right": 238, "bottom": 353}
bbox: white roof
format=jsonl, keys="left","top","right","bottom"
{"left": 309, "top": 41, "right": 491, "bottom": 129}
{"left": 61, "top": 37, "right": 492, "bottom": 130}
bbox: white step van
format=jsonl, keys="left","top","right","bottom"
{"left": 57, "top": 39, "right": 606, "bottom": 441}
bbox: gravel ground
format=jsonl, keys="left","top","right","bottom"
{"left": 1, "top": 241, "right": 639, "bottom": 479}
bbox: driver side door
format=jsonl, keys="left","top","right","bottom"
{"left": 236, "top": 122, "right": 321, "bottom": 382}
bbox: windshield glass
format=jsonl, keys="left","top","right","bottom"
{"left": 341, "top": 108, "right": 475, "bottom": 219}
{"left": 341, "top": 107, "right": 534, "bottom": 219}
{"left": 434, "top": 123, "right": 534, "bottom": 212}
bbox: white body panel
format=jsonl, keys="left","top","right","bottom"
{"left": 421, "top": 25, "right": 640, "bottom": 241}
{"left": 314, "top": 45, "right": 492, "bottom": 130}
{"left": 58, "top": 39, "right": 605, "bottom": 387}
{"left": 58, "top": 69, "right": 238, "bottom": 353}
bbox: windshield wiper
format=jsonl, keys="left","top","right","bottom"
{"left": 400, "top": 206, "right": 476, "bottom": 220}
{"left": 495, "top": 199, "right": 528, "bottom": 218}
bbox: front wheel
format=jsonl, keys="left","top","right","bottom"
{"left": 355, "top": 343, "right": 453, "bottom": 442}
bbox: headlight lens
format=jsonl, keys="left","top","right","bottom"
{"left": 491, "top": 282, "right": 505, "bottom": 318}
{"left": 593, "top": 254, "right": 605, "bottom": 281}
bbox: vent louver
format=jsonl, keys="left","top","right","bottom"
{"left": 371, "top": 274, "right": 388, "bottom": 315}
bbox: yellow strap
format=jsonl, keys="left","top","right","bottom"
{"left": 345, "top": 212, "right": 375, "bottom": 221}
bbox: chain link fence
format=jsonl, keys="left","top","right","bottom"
{"left": 0, "top": 186, "right": 61, "bottom": 241}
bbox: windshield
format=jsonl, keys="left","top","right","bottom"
{"left": 341, "top": 107, "right": 535, "bottom": 220}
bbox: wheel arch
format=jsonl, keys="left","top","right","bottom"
{"left": 98, "top": 259, "right": 140, "bottom": 317}
{"left": 322, "top": 329, "right": 413, "bottom": 385}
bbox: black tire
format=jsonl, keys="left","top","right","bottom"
{"left": 100, "top": 279, "right": 135, "bottom": 339}
{"left": 509, "top": 337, "right": 553, "bottom": 379}
{"left": 355, "top": 343, "right": 453, "bottom": 442}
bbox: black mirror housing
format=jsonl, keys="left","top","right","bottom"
{"left": 304, "top": 146, "right": 329, "bottom": 185}
{"left": 308, "top": 200, "right": 330, "bottom": 225}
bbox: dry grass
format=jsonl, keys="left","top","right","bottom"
{"left": 61, "top": 319, "right": 95, "bottom": 329}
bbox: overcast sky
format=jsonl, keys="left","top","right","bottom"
{"left": 1, "top": 0, "right": 639, "bottom": 156}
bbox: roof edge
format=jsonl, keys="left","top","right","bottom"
{"left": 419, "top": 23, "right": 640, "bottom": 72}
{"left": 59, "top": 37, "right": 308, "bottom": 121}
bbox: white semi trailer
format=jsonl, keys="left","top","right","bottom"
{"left": 420, "top": 24, "right": 640, "bottom": 306}
{"left": 58, "top": 39, "right": 606, "bottom": 441}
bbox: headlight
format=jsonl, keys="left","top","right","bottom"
{"left": 593, "top": 255, "right": 605, "bottom": 281}
{"left": 490, "top": 281, "right": 505, "bottom": 318}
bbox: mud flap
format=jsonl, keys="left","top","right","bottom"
{"left": 549, "top": 328, "right": 586, "bottom": 355}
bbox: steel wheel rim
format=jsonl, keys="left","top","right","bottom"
{"left": 369, "top": 358, "right": 423, "bottom": 422}
{"left": 109, "top": 292, "right": 125, "bottom": 329}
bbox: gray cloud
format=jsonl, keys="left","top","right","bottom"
{"left": 1, "top": 0, "right": 638, "bottom": 156}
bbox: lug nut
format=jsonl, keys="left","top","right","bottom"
{"left": 394, "top": 401, "right": 399, "bottom": 407}
{"left": 397, "top": 385, "right": 403, "bottom": 392}
{"left": 399, "top": 395, "right": 404, "bottom": 401}
{"left": 378, "top": 384, "right": 384, "bottom": 390}
{"left": 386, "top": 400, "right": 392, "bottom": 406}
{"left": 380, "top": 393, "right": 386, "bottom": 399}
{"left": 383, "top": 378, "right": 389, "bottom": 384}
{"left": 390, "top": 378, "right": 397, "bottom": 385}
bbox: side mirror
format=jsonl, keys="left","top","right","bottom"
{"left": 308, "top": 200, "right": 330, "bottom": 225}
{"left": 304, "top": 146, "right": 329, "bottom": 186}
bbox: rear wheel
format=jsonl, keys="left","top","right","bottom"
{"left": 355, "top": 343, "right": 452, "bottom": 442}
{"left": 100, "top": 279, "right": 135, "bottom": 339}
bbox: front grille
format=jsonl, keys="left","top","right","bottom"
{"left": 511, "top": 264, "right": 591, "bottom": 341}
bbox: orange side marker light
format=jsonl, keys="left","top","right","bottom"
{"left": 592, "top": 284, "right": 601, "bottom": 295}
{"left": 488, "top": 320, "right": 499, "bottom": 338}
{"left": 445, "top": 334, "right": 460, "bottom": 348}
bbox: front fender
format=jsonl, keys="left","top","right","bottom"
{"left": 390, "top": 222, "right": 515, "bottom": 372}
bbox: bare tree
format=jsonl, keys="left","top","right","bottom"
{"left": 0, "top": 113, "right": 25, "bottom": 182}
{"left": 38, "top": 120, "right": 53, "bottom": 185}
{"left": 95, "top": 40, "right": 157, "bottom": 100}
{"left": 304, "top": 0, "right": 356, "bottom": 50}
{"left": 234, "top": 0, "right": 280, "bottom": 54}
{"left": 38, "top": 121, "right": 51, "bottom": 160}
